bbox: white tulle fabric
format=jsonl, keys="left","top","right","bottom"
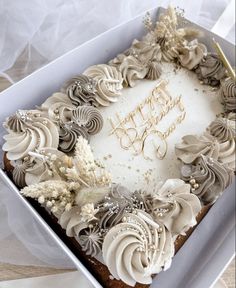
{"left": 0, "top": 0, "right": 235, "bottom": 268}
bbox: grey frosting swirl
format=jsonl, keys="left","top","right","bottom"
{"left": 177, "top": 40, "right": 207, "bottom": 70}
{"left": 40, "top": 92, "right": 74, "bottom": 123}
{"left": 221, "top": 78, "right": 236, "bottom": 112}
{"left": 195, "top": 53, "right": 226, "bottom": 86}
{"left": 208, "top": 116, "right": 235, "bottom": 142}
{"left": 83, "top": 64, "right": 123, "bottom": 106}
{"left": 79, "top": 225, "right": 103, "bottom": 257}
{"left": 129, "top": 39, "right": 162, "bottom": 64}
{"left": 61, "top": 75, "right": 98, "bottom": 107}
{"left": 59, "top": 122, "right": 89, "bottom": 153}
{"left": 3, "top": 110, "right": 59, "bottom": 161}
{"left": 5, "top": 110, "right": 26, "bottom": 132}
{"left": 25, "top": 148, "right": 68, "bottom": 185}
{"left": 72, "top": 105, "right": 103, "bottom": 135}
{"left": 110, "top": 39, "right": 162, "bottom": 84}
{"left": 181, "top": 155, "right": 233, "bottom": 204}
{"left": 175, "top": 133, "right": 220, "bottom": 164}
{"left": 150, "top": 179, "right": 201, "bottom": 237}
{"left": 12, "top": 158, "right": 33, "bottom": 188}
{"left": 59, "top": 206, "right": 89, "bottom": 237}
{"left": 146, "top": 60, "right": 162, "bottom": 80}
{"left": 95, "top": 185, "right": 134, "bottom": 231}
{"left": 119, "top": 55, "right": 148, "bottom": 87}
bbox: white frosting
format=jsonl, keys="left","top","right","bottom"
{"left": 90, "top": 62, "right": 223, "bottom": 192}
{"left": 102, "top": 210, "right": 174, "bottom": 286}
{"left": 151, "top": 179, "right": 202, "bottom": 237}
{"left": 83, "top": 64, "right": 123, "bottom": 106}
{"left": 3, "top": 110, "right": 59, "bottom": 161}
{"left": 25, "top": 148, "right": 68, "bottom": 185}
{"left": 41, "top": 92, "right": 74, "bottom": 123}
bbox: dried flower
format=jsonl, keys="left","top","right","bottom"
{"left": 80, "top": 203, "right": 99, "bottom": 222}
{"left": 21, "top": 180, "right": 77, "bottom": 217}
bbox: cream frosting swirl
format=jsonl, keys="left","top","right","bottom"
{"left": 177, "top": 40, "right": 207, "bottom": 70}
{"left": 59, "top": 122, "right": 89, "bottom": 153}
{"left": 102, "top": 210, "right": 174, "bottom": 286}
{"left": 208, "top": 116, "right": 235, "bottom": 142}
{"left": 25, "top": 148, "right": 68, "bottom": 185}
{"left": 119, "top": 56, "right": 148, "bottom": 87}
{"left": 72, "top": 105, "right": 103, "bottom": 135}
{"left": 61, "top": 75, "right": 98, "bottom": 107}
{"left": 218, "top": 139, "right": 236, "bottom": 170}
{"left": 59, "top": 206, "right": 89, "bottom": 237}
{"left": 181, "top": 155, "right": 233, "bottom": 204}
{"left": 195, "top": 53, "right": 226, "bottom": 86}
{"left": 79, "top": 225, "right": 103, "bottom": 257}
{"left": 146, "top": 60, "right": 162, "bottom": 80}
{"left": 83, "top": 64, "right": 123, "bottom": 106}
{"left": 221, "top": 78, "right": 236, "bottom": 112}
{"left": 3, "top": 110, "right": 59, "bottom": 161}
{"left": 95, "top": 185, "right": 133, "bottom": 231}
{"left": 176, "top": 132, "right": 236, "bottom": 170}
{"left": 4, "top": 110, "right": 26, "bottom": 132}
{"left": 41, "top": 92, "right": 74, "bottom": 123}
{"left": 129, "top": 39, "right": 162, "bottom": 64}
{"left": 11, "top": 157, "right": 33, "bottom": 188}
{"left": 175, "top": 133, "right": 220, "bottom": 164}
{"left": 150, "top": 179, "right": 201, "bottom": 237}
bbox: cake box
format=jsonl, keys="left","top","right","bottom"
{"left": 0, "top": 7, "right": 235, "bottom": 288}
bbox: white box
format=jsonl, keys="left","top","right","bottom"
{"left": 0, "top": 7, "right": 235, "bottom": 288}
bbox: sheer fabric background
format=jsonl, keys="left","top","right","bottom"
{"left": 0, "top": 0, "right": 235, "bottom": 268}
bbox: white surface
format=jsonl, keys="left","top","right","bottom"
{"left": 90, "top": 63, "right": 222, "bottom": 192}
{"left": 0, "top": 6, "right": 235, "bottom": 288}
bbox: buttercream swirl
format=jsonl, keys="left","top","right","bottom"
{"left": 221, "top": 78, "right": 236, "bottom": 111}
{"left": 79, "top": 225, "right": 103, "bottom": 257}
{"left": 181, "top": 155, "right": 233, "bottom": 204}
{"left": 129, "top": 39, "right": 162, "bottom": 64}
{"left": 95, "top": 185, "right": 133, "bottom": 231}
{"left": 61, "top": 75, "right": 98, "bottom": 107}
{"left": 175, "top": 133, "right": 220, "bottom": 164}
{"left": 208, "top": 116, "right": 235, "bottom": 142}
{"left": 41, "top": 92, "right": 74, "bottom": 123}
{"left": 176, "top": 132, "right": 236, "bottom": 170}
{"left": 146, "top": 60, "right": 162, "bottom": 80}
{"left": 177, "top": 40, "right": 207, "bottom": 70}
{"left": 150, "top": 179, "right": 201, "bottom": 237}
{"left": 119, "top": 56, "right": 148, "bottom": 87}
{"left": 59, "top": 122, "right": 89, "bottom": 153}
{"left": 195, "top": 53, "right": 226, "bottom": 86}
{"left": 25, "top": 148, "right": 68, "bottom": 185}
{"left": 11, "top": 157, "right": 33, "bottom": 188}
{"left": 72, "top": 105, "right": 103, "bottom": 135}
{"left": 3, "top": 110, "right": 59, "bottom": 161}
{"left": 4, "top": 110, "right": 26, "bottom": 132}
{"left": 218, "top": 139, "right": 236, "bottom": 170}
{"left": 83, "top": 64, "right": 123, "bottom": 106}
{"left": 59, "top": 206, "right": 89, "bottom": 237}
{"left": 102, "top": 210, "right": 174, "bottom": 286}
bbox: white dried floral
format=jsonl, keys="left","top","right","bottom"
{"left": 80, "top": 203, "right": 99, "bottom": 222}
{"left": 21, "top": 180, "right": 77, "bottom": 217}
{"left": 75, "top": 186, "right": 110, "bottom": 207}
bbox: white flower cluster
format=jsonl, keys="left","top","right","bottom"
{"left": 65, "top": 136, "right": 112, "bottom": 187}
{"left": 21, "top": 180, "right": 78, "bottom": 217}
{"left": 20, "top": 136, "right": 112, "bottom": 217}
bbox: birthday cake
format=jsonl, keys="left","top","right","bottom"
{"left": 2, "top": 7, "right": 236, "bottom": 288}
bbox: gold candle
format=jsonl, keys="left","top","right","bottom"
{"left": 212, "top": 38, "right": 236, "bottom": 80}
